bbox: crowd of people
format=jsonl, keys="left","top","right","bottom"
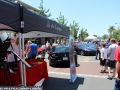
{"left": 7, "top": 37, "right": 61, "bottom": 62}
{"left": 78, "top": 38, "right": 120, "bottom": 89}
{"left": 94, "top": 38, "right": 120, "bottom": 90}
{"left": 25, "top": 40, "right": 59, "bottom": 59}
{"left": 7, "top": 36, "right": 120, "bottom": 89}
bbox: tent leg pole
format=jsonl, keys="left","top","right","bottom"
{"left": 19, "top": 33, "right": 24, "bottom": 85}
{"left": 21, "top": 34, "right": 26, "bottom": 86}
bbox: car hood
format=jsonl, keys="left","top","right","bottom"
{"left": 80, "top": 47, "right": 96, "bottom": 51}
{"left": 86, "top": 47, "right": 96, "bottom": 51}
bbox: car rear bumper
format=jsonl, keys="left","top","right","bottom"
{"left": 50, "top": 56, "right": 77, "bottom": 65}
{"left": 50, "top": 59, "right": 69, "bottom": 65}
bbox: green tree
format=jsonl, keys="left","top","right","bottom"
{"left": 101, "top": 34, "right": 108, "bottom": 40}
{"left": 55, "top": 12, "right": 69, "bottom": 44}
{"left": 37, "top": 0, "right": 51, "bottom": 18}
{"left": 107, "top": 26, "right": 116, "bottom": 38}
{"left": 107, "top": 25, "right": 120, "bottom": 40}
{"left": 117, "top": 29, "right": 120, "bottom": 40}
{"left": 56, "top": 12, "right": 68, "bottom": 26}
{"left": 69, "top": 21, "right": 80, "bottom": 39}
{"left": 80, "top": 28, "right": 89, "bottom": 41}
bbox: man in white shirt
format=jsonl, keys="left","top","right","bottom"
{"left": 100, "top": 43, "right": 108, "bottom": 73}
{"left": 107, "top": 38, "right": 118, "bottom": 79}
{"left": 46, "top": 41, "right": 49, "bottom": 48}
{"left": 7, "top": 38, "right": 19, "bottom": 62}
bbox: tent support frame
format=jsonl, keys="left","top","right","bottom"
{"left": 19, "top": 3, "right": 26, "bottom": 86}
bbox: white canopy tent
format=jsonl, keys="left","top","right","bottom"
{"left": 84, "top": 35, "right": 99, "bottom": 41}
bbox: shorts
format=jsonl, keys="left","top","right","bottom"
{"left": 107, "top": 60, "right": 116, "bottom": 69}
{"left": 100, "top": 58, "right": 106, "bottom": 66}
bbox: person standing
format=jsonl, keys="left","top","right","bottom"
{"left": 29, "top": 40, "right": 39, "bottom": 59}
{"left": 46, "top": 41, "right": 49, "bottom": 49}
{"left": 47, "top": 43, "right": 52, "bottom": 54}
{"left": 106, "top": 38, "right": 111, "bottom": 48}
{"left": 114, "top": 40, "right": 120, "bottom": 90}
{"left": 41, "top": 43, "right": 46, "bottom": 59}
{"left": 95, "top": 42, "right": 101, "bottom": 60}
{"left": 7, "top": 38, "right": 20, "bottom": 62}
{"left": 25, "top": 40, "right": 32, "bottom": 59}
{"left": 100, "top": 44, "right": 108, "bottom": 73}
{"left": 107, "top": 38, "right": 118, "bottom": 79}
{"left": 47, "top": 43, "right": 52, "bottom": 60}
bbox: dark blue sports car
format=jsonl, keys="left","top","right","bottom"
{"left": 75, "top": 44, "right": 96, "bottom": 56}
{"left": 84, "top": 43, "right": 96, "bottom": 49}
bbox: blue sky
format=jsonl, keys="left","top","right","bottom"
{"left": 21, "top": 0, "right": 120, "bottom": 36}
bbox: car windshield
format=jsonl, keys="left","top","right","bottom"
{"left": 85, "top": 43, "right": 95, "bottom": 47}
{"left": 78, "top": 44, "right": 89, "bottom": 48}
{"left": 53, "top": 46, "right": 69, "bottom": 52}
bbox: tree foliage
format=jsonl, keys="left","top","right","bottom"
{"left": 107, "top": 26, "right": 116, "bottom": 38}
{"left": 101, "top": 34, "right": 109, "bottom": 40}
{"left": 37, "top": 0, "right": 51, "bottom": 18}
{"left": 69, "top": 21, "right": 80, "bottom": 39}
{"left": 80, "top": 28, "right": 89, "bottom": 41}
{"left": 107, "top": 25, "right": 120, "bottom": 40}
{"left": 56, "top": 12, "right": 69, "bottom": 26}
{"left": 55, "top": 12, "right": 69, "bottom": 43}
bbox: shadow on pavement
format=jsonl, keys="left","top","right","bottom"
{"left": 43, "top": 77, "right": 84, "bottom": 90}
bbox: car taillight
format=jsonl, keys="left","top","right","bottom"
{"left": 52, "top": 54, "right": 56, "bottom": 56}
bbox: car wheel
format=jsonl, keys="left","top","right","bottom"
{"left": 80, "top": 51, "right": 84, "bottom": 56}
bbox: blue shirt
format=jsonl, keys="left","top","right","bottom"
{"left": 106, "top": 42, "right": 111, "bottom": 48}
{"left": 98, "top": 42, "right": 101, "bottom": 46}
{"left": 30, "top": 43, "right": 38, "bottom": 55}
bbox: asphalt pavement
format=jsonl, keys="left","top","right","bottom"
{"left": 43, "top": 73, "right": 114, "bottom": 90}
{"left": 39, "top": 54, "right": 115, "bottom": 90}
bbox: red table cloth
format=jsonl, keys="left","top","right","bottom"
{"left": 0, "top": 59, "right": 48, "bottom": 86}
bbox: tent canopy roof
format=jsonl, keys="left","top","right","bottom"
{"left": 84, "top": 35, "right": 99, "bottom": 41}
{"left": 0, "top": 0, "right": 69, "bottom": 37}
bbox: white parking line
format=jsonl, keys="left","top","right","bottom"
{"left": 48, "top": 72, "right": 108, "bottom": 78}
